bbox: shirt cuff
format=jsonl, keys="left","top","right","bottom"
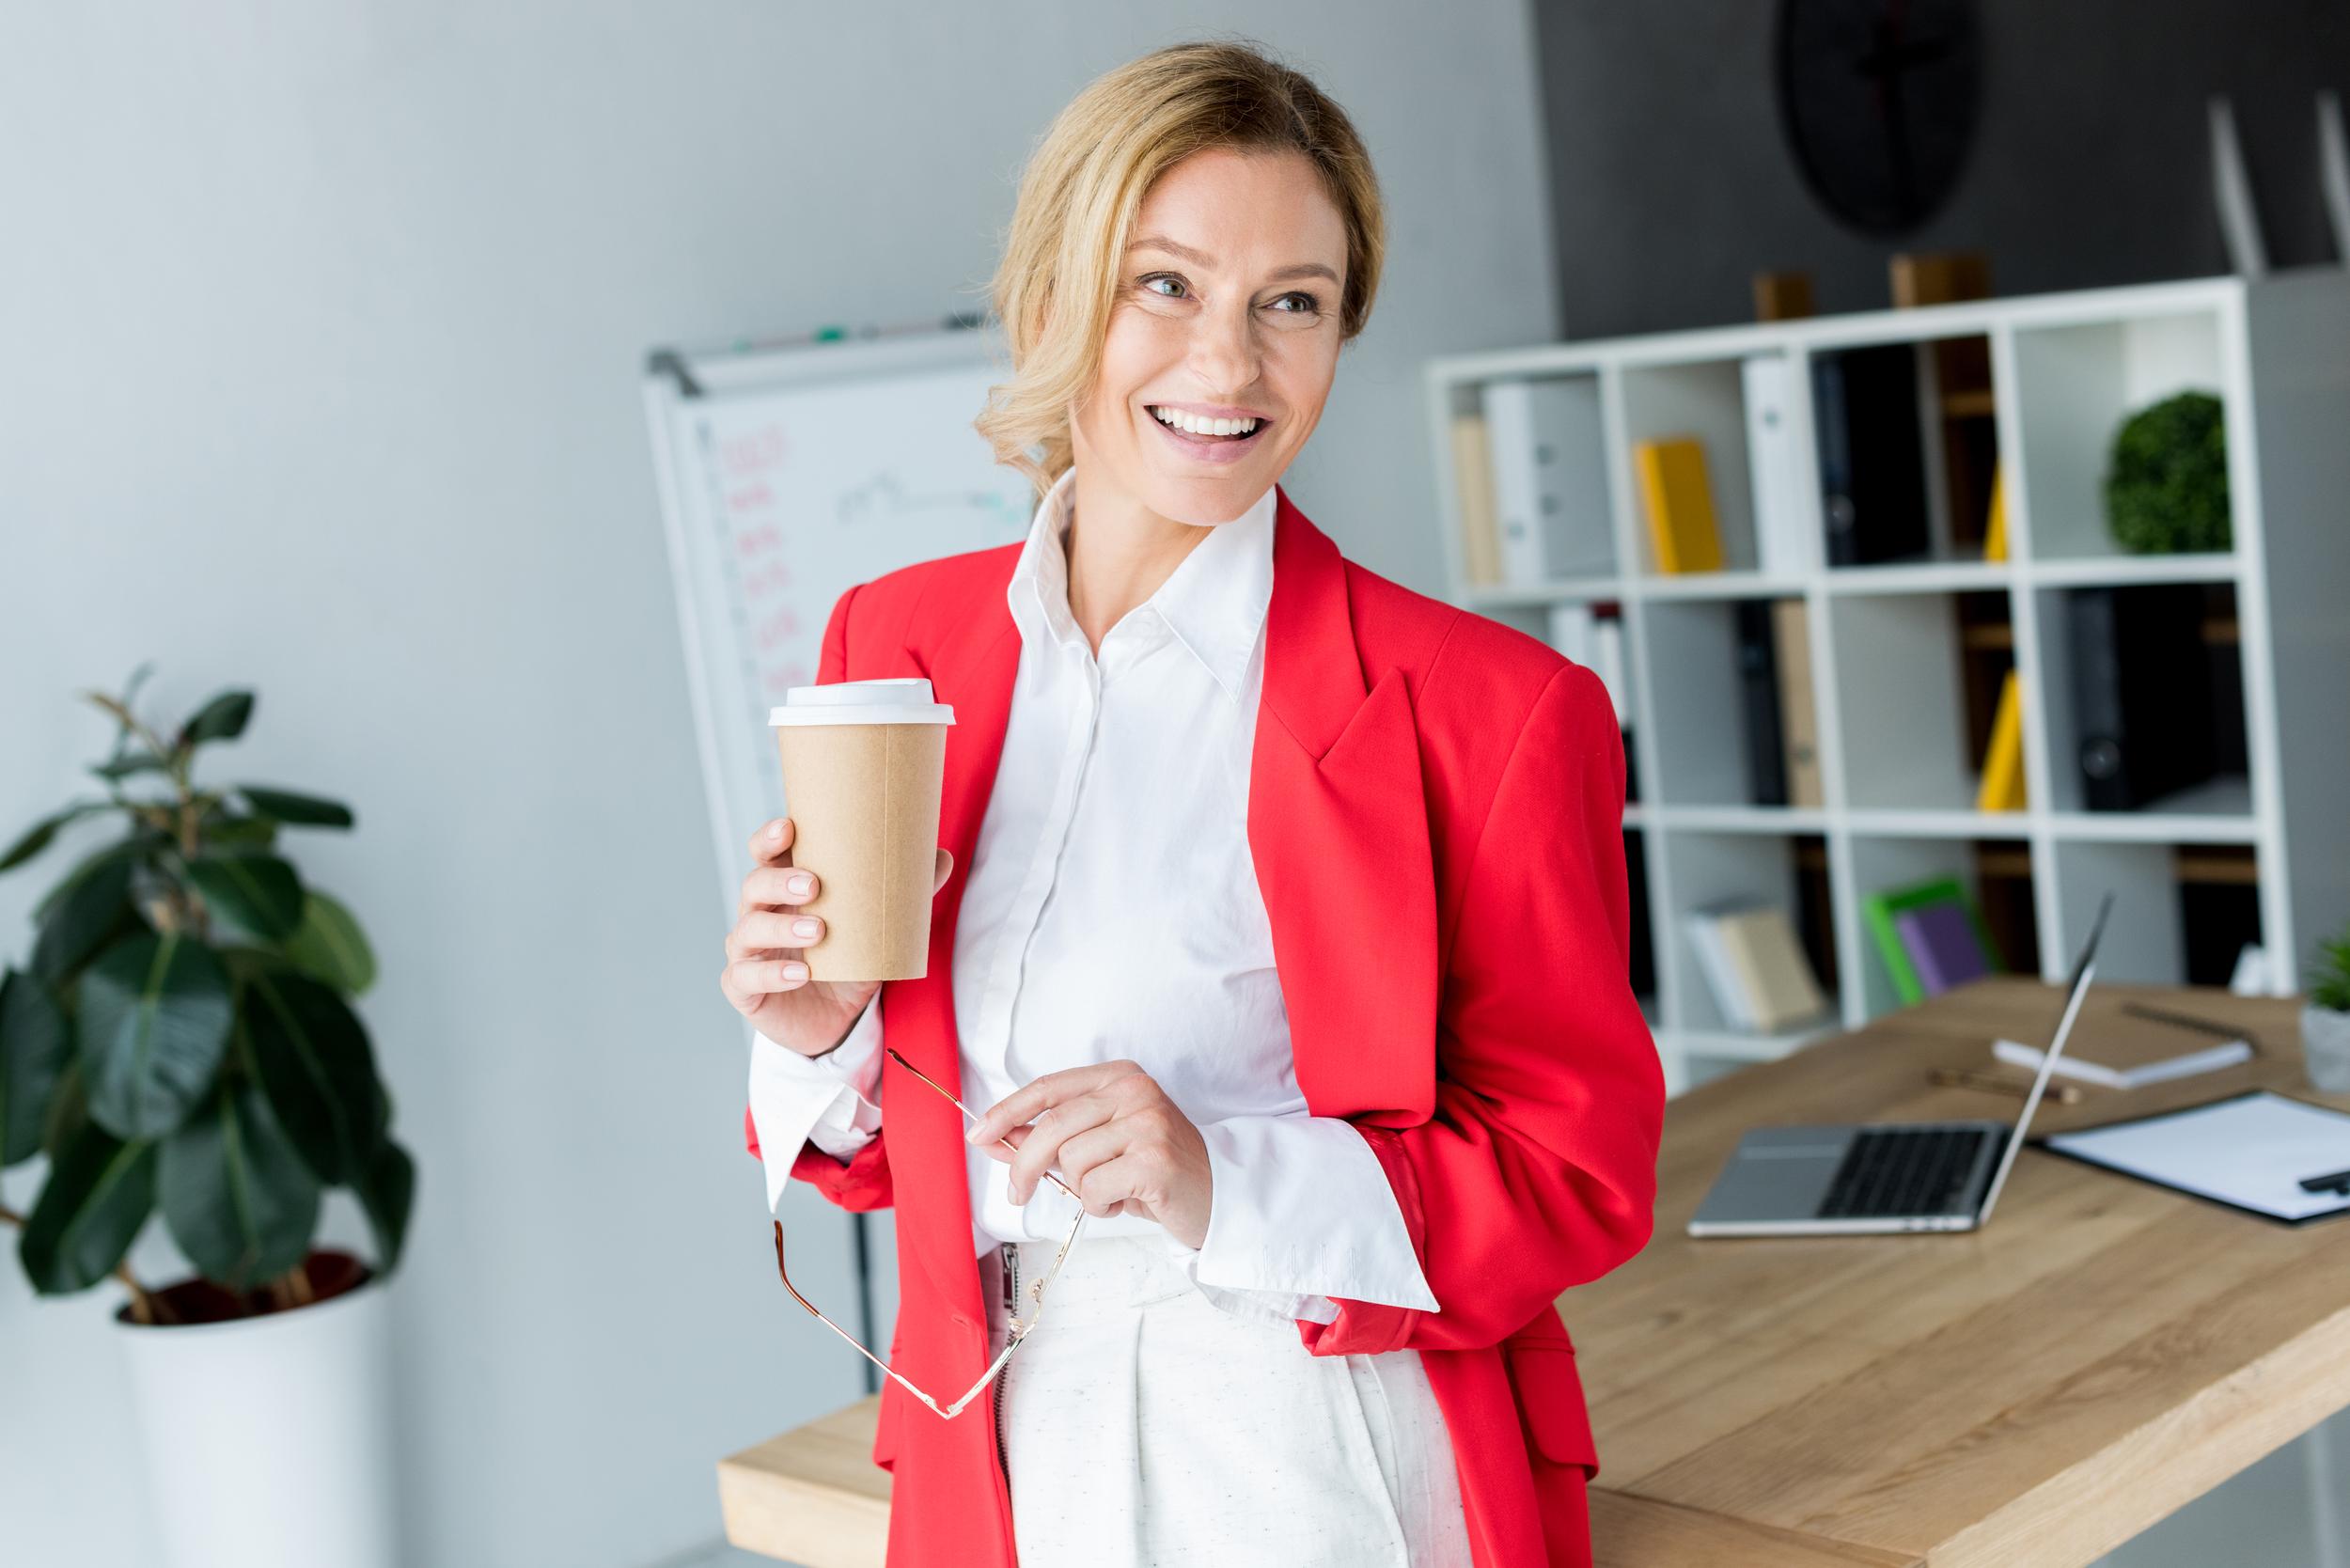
{"left": 1167, "top": 1114, "right": 1441, "bottom": 1325}
{"left": 744, "top": 993, "right": 885, "bottom": 1214}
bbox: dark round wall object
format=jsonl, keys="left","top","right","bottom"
{"left": 1776, "top": 0, "right": 1982, "bottom": 235}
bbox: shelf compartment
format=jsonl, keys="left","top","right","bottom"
{"left": 1662, "top": 830, "right": 1839, "bottom": 1038}
{"left": 1619, "top": 357, "right": 1764, "bottom": 578}
{"left": 2029, "top": 580, "right": 2250, "bottom": 820}
{"left": 1643, "top": 597, "right": 1817, "bottom": 808}
{"left": 2046, "top": 840, "right": 2262, "bottom": 987}
{"left": 2009, "top": 307, "right": 2229, "bottom": 562}
{"left": 1828, "top": 589, "right": 2021, "bottom": 814}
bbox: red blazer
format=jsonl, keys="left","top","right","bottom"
{"left": 743, "top": 484, "right": 1664, "bottom": 1567}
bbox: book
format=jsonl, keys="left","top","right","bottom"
{"left": 1632, "top": 437, "right": 1725, "bottom": 573}
{"left": 1742, "top": 355, "right": 1810, "bottom": 575}
{"left": 1893, "top": 902, "right": 1995, "bottom": 995}
{"left": 1771, "top": 599, "right": 1824, "bottom": 807}
{"left": 1975, "top": 667, "right": 2026, "bottom": 811}
{"left": 1683, "top": 902, "right": 1759, "bottom": 1030}
{"left": 1993, "top": 1036, "right": 2253, "bottom": 1090}
{"left": 1713, "top": 905, "right": 1830, "bottom": 1032}
{"left": 1450, "top": 412, "right": 1503, "bottom": 586}
{"left": 1734, "top": 599, "right": 1787, "bottom": 806}
{"left": 1485, "top": 378, "right": 1612, "bottom": 585}
{"left": 1862, "top": 876, "right": 1998, "bottom": 1007}
{"left": 1810, "top": 345, "right": 1930, "bottom": 567}
{"left": 1982, "top": 463, "right": 2009, "bottom": 562}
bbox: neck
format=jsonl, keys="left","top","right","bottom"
{"left": 1062, "top": 463, "right": 1214, "bottom": 656}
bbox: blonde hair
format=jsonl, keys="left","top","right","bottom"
{"left": 972, "top": 39, "right": 1386, "bottom": 495}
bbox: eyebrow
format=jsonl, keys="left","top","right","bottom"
{"left": 1128, "top": 234, "right": 1340, "bottom": 287}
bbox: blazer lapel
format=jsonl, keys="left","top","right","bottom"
{"left": 1251, "top": 487, "right": 1439, "bottom": 1125}
{"left": 891, "top": 584, "right": 1021, "bottom": 1330}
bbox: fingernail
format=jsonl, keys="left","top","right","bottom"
{"left": 791, "top": 917, "right": 819, "bottom": 938}
{"left": 964, "top": 1123, "right": 985, "bottom": 1144}
{"left": 783, "top": 962, "right": 807, "bottom": 980}
{"left": 768, "top": 823, "right": 783, "bottom": 841}
{"left": 788, "top": 872, "right": 813, "bottom": 895}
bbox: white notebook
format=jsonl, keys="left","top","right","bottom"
{"left": 2038, "top": 1090, "right": 2350, "bottom": 1224}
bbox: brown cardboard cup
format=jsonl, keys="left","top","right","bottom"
{"left": 770, "top": 678, "right": 956, "bottom": 981}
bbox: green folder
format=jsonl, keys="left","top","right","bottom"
{"left": 1860, "top": 875, "right": 2001, "bottom": 1006}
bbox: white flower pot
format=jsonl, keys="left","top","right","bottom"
{"left": 115, "top": 1259, "right": 398, "bottom": 1568}
{"left": 2304, "top": 1003, "right": 2350, "bottom": 1094}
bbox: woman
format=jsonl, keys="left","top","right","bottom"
{"left": 724, "top": 39, "right": 1663, "bottom": 1568}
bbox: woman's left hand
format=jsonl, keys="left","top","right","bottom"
{"left": 964, "top": 1061, "right": 1214, "bottom": 1249}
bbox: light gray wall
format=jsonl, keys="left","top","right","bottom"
{"left": 0, "top": 6, "right": 1557, "bottom": 1566}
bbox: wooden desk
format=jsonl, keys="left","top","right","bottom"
{"left": 721, "top": 980, "right": 2350, "bottom": 1567}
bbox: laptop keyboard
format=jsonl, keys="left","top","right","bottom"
{"left": 1816, "top": 1126, "right": 1995, "bottom": 1219}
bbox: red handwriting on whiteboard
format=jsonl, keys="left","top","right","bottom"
{"left": 756, "top": 606, "right": 802, "bottom": 651}
{"left": 735, "top": 523, "right": 783, "bottom": 558}
{"left": 720, "top": 425, "right": 790, "bottom": 476}
{"left": 727, "top": 481, "right": 776, "bottom": 512}
{"left": 741, "top": 562, "right": 793, "bottom": 597}
{"left": 765, "top": 665, "right": 810, "bottom": 696}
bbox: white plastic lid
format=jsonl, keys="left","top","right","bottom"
{"left": 769, "top": 677, "right": 956, "bottom": 727}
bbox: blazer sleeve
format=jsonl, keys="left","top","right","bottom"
{"left": 1298, "top": 661, "right": 1664, "bottom": 1356}
{"left": 737, "top": 580, "right": 896, "bottom": 1214}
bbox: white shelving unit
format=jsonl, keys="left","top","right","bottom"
{"left": 1425, "top": 272, "right": 2350, "bottom": 1096}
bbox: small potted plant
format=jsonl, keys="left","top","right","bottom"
{"left": 2303, "top": 925, "right": 2350, "bottom": 1094}
{"left": 2105, "top": 389, "right": 2232, "bottom": 555}
{"left": 0, "top": 666, "right": 415, "bottom": 1568}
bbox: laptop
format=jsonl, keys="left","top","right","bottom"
{"left": 1686, "top": 891, "right": 2113, "bottom": 1238}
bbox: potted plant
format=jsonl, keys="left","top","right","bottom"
{"left": 2303, "top": 926, "right": 2350, "bottom": 1094}
{"left": 0, "top": 666, "right": 415, "bottom": 1568}
{"left": 2104, "top": 389, "right": 2232, "bottom": 555}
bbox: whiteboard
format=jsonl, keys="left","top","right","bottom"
{"left": 643, "top": 322, "right": 1035, "bottom": 1391}
{"left": 643, "top": 325, "right": 1035, "bottom": 912}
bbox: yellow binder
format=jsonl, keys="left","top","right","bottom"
{"left": 1976, "top": 668, "right": 2026, "bottom": 811}
{"left": 1633, "top": 437, "right": 1724, "bottom": 573}
{"left": 1982, "top": 463, "right": 2009, "bottom": 562}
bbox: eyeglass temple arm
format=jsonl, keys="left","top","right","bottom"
{"left": 884, "top": 1044, "right": 1082, "bottom": 1201}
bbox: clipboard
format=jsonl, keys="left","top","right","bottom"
{"left": 2029, "top": 1089, "right": 2350, "bottom": 1226}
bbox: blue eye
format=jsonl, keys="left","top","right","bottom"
{"left": 1270, "top": 291, "right": 1323, "bottom": 314}
{"left": 1140, "top": 273, "right": 1187, "bottom": 298}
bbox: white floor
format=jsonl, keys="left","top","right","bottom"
{"left": 670, "top": 1407, "right": 2350, "bottom": 1568}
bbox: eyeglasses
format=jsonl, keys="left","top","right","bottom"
{"left": 770, "top": 1043, "right": 1089, "bottom": 1419}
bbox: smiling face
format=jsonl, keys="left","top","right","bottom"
{"left": 1068, "top": 146, "right": 1350, "bottom": 527}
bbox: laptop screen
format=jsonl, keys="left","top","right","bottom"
{"left": 1976, "top": 890, "right": 2115, "bottom": 1223}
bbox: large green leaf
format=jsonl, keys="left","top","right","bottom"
{"left": 243, "top": 969, "right": 385, "bottom": 1184}
{"left": 77, "top": 933, "right": 234, "bottom": 1140}
{"left": 89, "top": 754, "right": 170, "bottom": 782}
{"left": 160, "top": 1077, "right": 321, "bottom": 1293}
{"left": 354, "top": 1137, "right": 415, "bottom": 1278}
{"left": 0, "top": 969, "right": 71, "bottom": 1167}
{"left": 18, "top": 1123, "right": 156, "bottom": 1295}
{"left": 198, "top": 814, "right": 278, "bottom": 850}
{"left": 281, "top": 889, "right": 377, "bottom": 996}
{"left": 34, "top": 834, "right": 156, "bottom": 926}
{"left": 178, "top": 689, "right": 254, "bottom": 747}
{"left": 0, "top": 800, "right": 118, "bottom": 873}
{"left": 233, "top": 786, "right": 353, "bottom": 829}
{"left": 184, "top": 852, "right": 304, "bottom": 941}
{"left": 31, "top": 851, "right": 137, "bottom": 985}
{"left": 41, "top": 1057, "right": 88, "bottom": 1159}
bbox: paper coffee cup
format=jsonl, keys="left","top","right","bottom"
{"left": 770, "top": 678, "right": 956, "bottom": 982}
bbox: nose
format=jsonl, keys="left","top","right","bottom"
{"left": 1184, "top": 294, "right": 1261, "bottom": 404}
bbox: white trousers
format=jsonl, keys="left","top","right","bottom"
{"left": 983, "top": 1234, "right": 1474, "bottom": 1568}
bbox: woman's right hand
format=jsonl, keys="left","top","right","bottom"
{"left": 720, "top": 815, "right": 954, "bottom": 1058}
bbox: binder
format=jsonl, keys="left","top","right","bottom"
{"left": 1449, "top": 412, "right": 1504, "bottom": 587}
{"left": 1484, "top": 378, "right": 1612, "bottom": 585}
{"left": 1771, "top": 598, "right": 1824, "bottom": 808}
{"left": 1633, "top": 437, "right": 1725, "bottom": 573}
{"left": 1742, "top": 355, "right": 1810, "bottom": 575}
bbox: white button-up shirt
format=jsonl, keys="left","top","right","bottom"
{"left": 746, "top": 466, "right": 1437, "bottom": 1325}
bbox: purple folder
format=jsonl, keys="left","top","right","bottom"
{"left": 1894, "top": 902, "right": 1993, "bottom": 996}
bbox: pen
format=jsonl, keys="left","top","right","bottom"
{"left": 1929, "top": 1065, "right": 2084, "bottom": 1105}
{"left": 2296, "top": 1167, "right": 2350, "bottom": 1196}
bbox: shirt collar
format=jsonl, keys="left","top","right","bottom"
{"left": 1005, "top": 466, "right": 1277, "bottom": 703}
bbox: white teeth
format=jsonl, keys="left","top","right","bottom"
{"left": 1152, "top": 406, "right": 1259, "bottom": 437}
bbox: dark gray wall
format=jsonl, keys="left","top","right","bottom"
{"left": 1532, "top": 0, "right": 2350, "bottom": 338}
